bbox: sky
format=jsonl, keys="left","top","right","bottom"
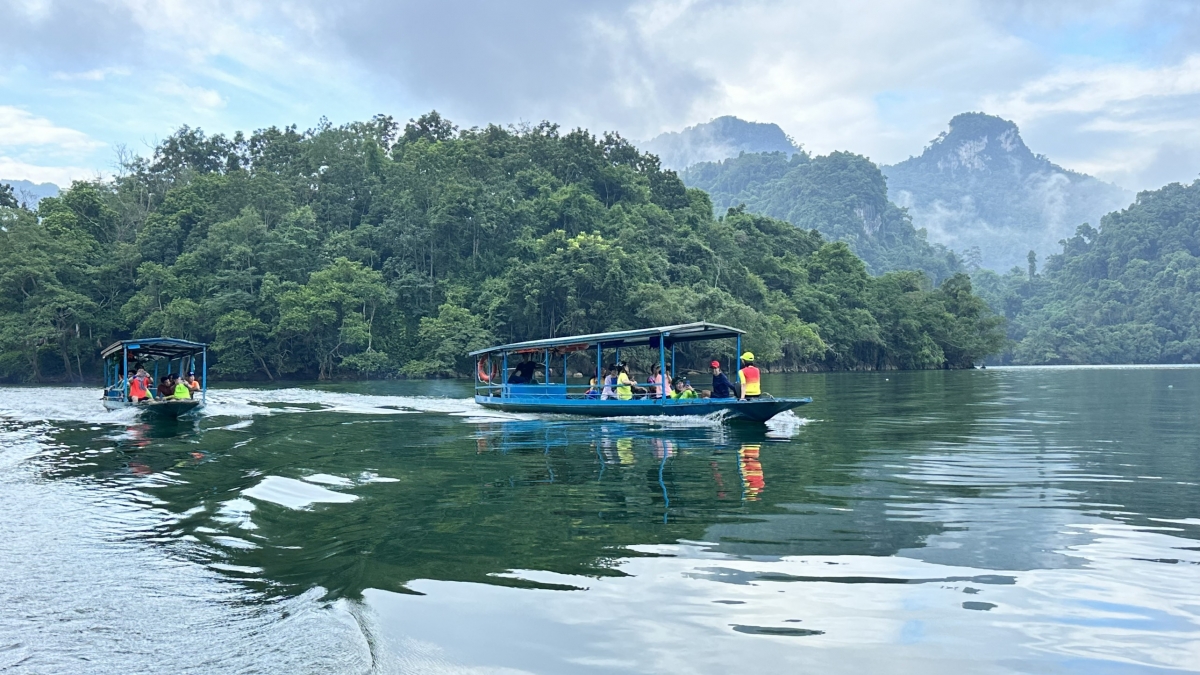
{"left": 2, "top": 0, "right": 1199, "bottom": 192}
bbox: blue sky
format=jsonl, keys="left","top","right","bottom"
{"left": 2, "top": 0, "right": 1198, "bottom": 191}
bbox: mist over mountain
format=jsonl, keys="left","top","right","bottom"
{"left": 882, "top": 113, "right": 1132, "bottom": 272}
{"left": 0, "top": 179, "right": 60, "bottom": 207}
{"left": 681, "top": 150, "right": 963, "bottom": 282}
{"left": 642, "top": 116, "right": 801, "bottom": 170}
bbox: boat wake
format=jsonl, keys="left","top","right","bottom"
{"left": 0, "top": 386, "right": 806, "bottom": 433}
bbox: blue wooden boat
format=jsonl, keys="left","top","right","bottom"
{"left": 101, "top": 338, "right": 208, "bottom": 419}
{"left": 470, "top": 322, "right": 811, "bottom": 422}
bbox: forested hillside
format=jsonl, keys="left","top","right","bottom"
{"left": 0, "top": 113, "right": 1003, "bottom": 382}
{"left": 681, "top": 150, "right": 963, "bottom": 282}
{"left": 884, "top": 112, "right": 1131, "bottom": 271}
{"left": 642, "top": 116, "right": 801, "bottom": 170}
{"left": 974, "top": 179, "right": 1200, "bottom": 364}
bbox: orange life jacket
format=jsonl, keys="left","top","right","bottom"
{"left": 129, "top": 377, "right": 149, "bottom": 399}
{"left": 739, "top": 365, "right": 761, "bottom": 396}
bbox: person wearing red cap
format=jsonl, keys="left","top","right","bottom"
{"left": 710, "top": 360, "right": 734, "bottom": 398}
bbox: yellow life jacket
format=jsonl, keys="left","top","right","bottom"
{"left": 616, "top": 373, "right": 633, "bottom": 400}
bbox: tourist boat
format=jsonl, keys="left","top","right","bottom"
{"left": 470, "top": 322, "right": 812, "bottom": 422}
{"left": 101, "top": 338, "right": 207, "bottom": 419}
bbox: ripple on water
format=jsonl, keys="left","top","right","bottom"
{"left": 242, "top": 476, "right": 359, "bottom": 510}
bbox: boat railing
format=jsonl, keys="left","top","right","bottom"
{"left": 475, "top": 381, "right": 685, "bottom": 401}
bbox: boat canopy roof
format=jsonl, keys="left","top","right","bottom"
{"left": 470, "top": 322, "right": 744, "bottom": 357}
{"left": 101, "top": 337, "right": 206, "bottom": 360}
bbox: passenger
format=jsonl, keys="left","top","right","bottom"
{"left": 709, "top": 360, "right": 734, "bottom": 399}
{"left": 128, "top": 370, "right": 151, "bottom": 403}
{"left": 669, "top": 378, "right": 698, "bottom": 399}
{"left": 157, "top": 375, "right": 175, "bottom": 400}
{"left": 507, "top": 355, "right": 540, "bottom": 384}
{"left": 738, "top": 352, "right": 761, "bottom": 400}
{"left": 615, "top": 362, "right": 634, "bottom": 401}
{"left": 700, "top": 389, "right": 712, "bottom": 399}
{"left": 648, "top": 363, "right": 668, "bottom": 399}
{"left": 173, "top": 376, "right": 192, "bottom": 400}
{"left": 585, "top": 370, "right": 601, "bottom": 399}
{"left": 601, "top": 365, "right": 617, "bottom": 400}
{"left": 186, "top": 372, "right": 201, "bottom": 392}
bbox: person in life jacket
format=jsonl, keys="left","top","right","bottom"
{"left": 128, "top": 369, "right": 151, "bottom": 403}
{"left": 738, "top": 352, "right": 761, "bottom": 400}
{"left": 172, "top": 376, "right": 193, "bottom": 400}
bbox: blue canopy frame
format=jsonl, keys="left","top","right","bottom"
{"left": 472, "top": 322, "right": 746, "bottom": 403}
{"left": 101, "top": 337, "right": 207, "bottom": 404}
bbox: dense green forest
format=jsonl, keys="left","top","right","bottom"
{"left": 0, "top": 113, "right": 1004, "bottom": 382}
{"left": 681, "top": 150, "right": 964, "bottom": 282}
{"left": 974, "top": 179, "right": 1200, "bottom": 364}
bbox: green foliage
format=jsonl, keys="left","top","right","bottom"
{"left": 976, "top": 180, "right": 1200, "bottom": 364}
{"left": 681, "top": 151, "right": 963, "bottom": 282}
{"left": 0, "top": 113, "right": 1005, "bottom": 382}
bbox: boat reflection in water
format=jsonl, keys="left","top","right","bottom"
{"left": 737, "top": 444, "right": 765, "bottom": 501}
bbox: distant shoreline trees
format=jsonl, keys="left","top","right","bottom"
{"left": 0, "top": 113, "right": 1005, "bottom": 382}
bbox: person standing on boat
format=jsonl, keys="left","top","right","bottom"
{"left": 186, "top": 372, "right": 201, "bottom": 393}
{"left": 709, "top": 361, "right": 733, "bottom": 399}
{"left": 738, "top": 352, "right": 761, "bottom": 400}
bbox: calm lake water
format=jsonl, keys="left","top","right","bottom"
{"left": 1, "top": 367, "right": 1198, "bottom": 674}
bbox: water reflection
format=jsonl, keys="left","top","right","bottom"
{"left": 2, "top": 369, "right": 1199, "bottom": 673}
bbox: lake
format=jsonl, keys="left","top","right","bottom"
{"left": 1, "top": 367, "right": 1198, "bottom": 674}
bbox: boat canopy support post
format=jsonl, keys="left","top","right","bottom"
{"left": 202, "top": 347, "right": 207, "bottom": 403}
{"left": 735, "top": 335, "right": 742, "bottom": 375}
{"left": 122, "top": 345, "right": 128, "bottom": 401}
{"left": 670, "top": 344, "right": 676, "bottom": 379}
{"left": 659, "top": 335, "right": 666, "bottom": 403}
{"left": 502, "top": 352, "right": 508, "bottom": 398}
{"left": 595, "top": 346, "right": 602, "bottom": 388}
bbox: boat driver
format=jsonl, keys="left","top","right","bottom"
{"left": 507, "top": 355, "right": 542, "bottom": 384}
{"left": 709, "top": 361, "right": 733, "bottom": 399}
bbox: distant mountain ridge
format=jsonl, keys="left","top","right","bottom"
{"left": 642, "top": 116, "right": 801, "bottom": 170}
{"left": 0, "top": 179, "right": 60, "bottom": 206}
{"left": 882, "top": 113, "right": 1131, "bottom": 271}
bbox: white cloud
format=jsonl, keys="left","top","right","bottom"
{"left": 983, "top": 55, "right": 1200, "bottom": 189}
{"left": 155, "top": 76, "right": 226, "bottom": 111}
{"left": 985, "top": 55, "right": 1200, "bottom": 120}
{"left": 0, "top": 156, "right": 96, "bottom": 185}
{"left": 51, "top": 66, "right": 131, "bottom": 81}
{"left": 2, "top": 0, "right": 1200, "bottom": 192}
{"left": 0, "top": 106, "right": 105, "bottom": 153}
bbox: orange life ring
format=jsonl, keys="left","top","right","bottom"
{"left": 477, "top": 357, "right": 498, "bottom": 382}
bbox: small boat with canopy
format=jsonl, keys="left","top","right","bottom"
{"left": 470, "top": 322, "right": 812, "bottom": 422}
{"left": 101, "top": 337, "right": 207, "bottom": 419}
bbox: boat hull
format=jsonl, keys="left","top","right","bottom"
{"left": 103, "top": 398, "right": 204, "bottom": 419}
{"left": 474, "top": 395, "right": 811, "bottom": 422}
